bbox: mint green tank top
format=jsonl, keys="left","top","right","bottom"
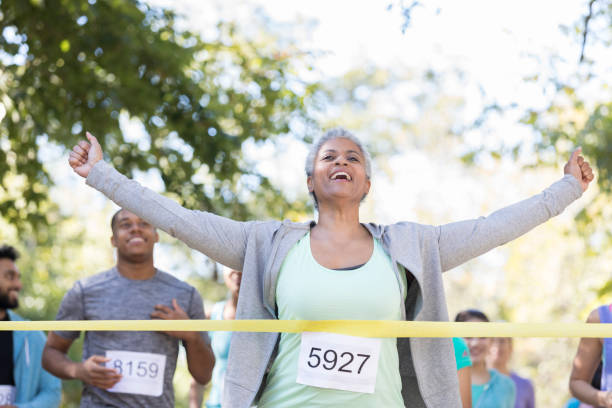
{"left": 257, "top": 233, "right": 406, "bottom": 407}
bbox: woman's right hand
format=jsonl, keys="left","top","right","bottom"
{"left": 68, "top": 131, "right": 103, "bottom": 178}
{"left": 563, "top": 147, "right": 594, "bottom": 192}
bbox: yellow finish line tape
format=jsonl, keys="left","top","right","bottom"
{"left": 0, "top": 320, "right": 611, "bottom": 338}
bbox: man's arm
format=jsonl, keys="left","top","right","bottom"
{"left": 438, "top": 149, "right": 593, "bottom": 272}
{"left": 42, "top": 332, "right": 122, "bottom": 389}
{"left": 183, "top": 333, "right": 215, "bottom": 385}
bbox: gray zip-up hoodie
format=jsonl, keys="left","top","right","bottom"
{"left": 87, "top": 161, "right": 582, "bottom": 407}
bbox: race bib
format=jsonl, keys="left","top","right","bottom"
{"left": 0, "top": 385, "right": 16, "bottom": 405}
{"left": 296, "top": 332, "right": 381, "bottom": 393}
{"left": 105, "top": 350, "right": 166, "bottom": 397}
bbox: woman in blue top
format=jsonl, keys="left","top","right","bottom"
{"left": 489, "top": 337, "right": 535, "bottom": 408}
{"left": 456, "top": 310, "right": 516, "bottom": 408}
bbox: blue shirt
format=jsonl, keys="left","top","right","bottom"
{"left": 472, "top": 369, "right": 516, "bottom": 408}
{"left": 453, "top": 337, "right": 471, "bottom": 370}
{"left": 9, "top": 310, "right": 61, "bottom": 408}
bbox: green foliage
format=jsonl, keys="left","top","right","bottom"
{"left": 524, "top": 101, "right": 611, "bottom": 188}
{"left": 0, "top": 0, "right": 318, "bottom": 232}
{"left": 581, "top": 103, "right": 612, "bottom": 191}
{"left": 0, "top": 201, "right": 105, "bottom": 406}
{"left": 0, "top": 2, "right": 321, "bottom": 405}
{"left": 457, "top": 2, "right": 612, "bottom": 260}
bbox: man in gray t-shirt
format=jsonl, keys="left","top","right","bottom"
{"left": 42, "top": 209, "right": 215, "bottom": 407}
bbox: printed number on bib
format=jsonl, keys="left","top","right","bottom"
{"left": 0, "top": 385, "right": 16, "bottom": 405}
{"left": 105, "top": 350, "right": 166, "bottom": 397}
{"left": 296, "top": 332, "right": 381, "bottom": 393}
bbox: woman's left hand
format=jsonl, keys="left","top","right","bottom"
{"left": 564, "top": 147, "right": 594, "bottom": 192}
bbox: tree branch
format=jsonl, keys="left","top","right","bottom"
{"left": 579, "top": 0, "right": 597, "bottom": 63}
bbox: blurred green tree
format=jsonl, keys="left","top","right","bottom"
{"left": 1, "top": 2, "right": 320, "bottom": 404}
{"left": 0, "top": 0, "right": 317, "bottom": 232}
{"left": 517, "top": 0, "right": 611, "bottom": 196}
{"left": 448, "top": 1, "right": 612, "bottom": 350}
{"left": 455, "top": 0, "right": 611, "bottom": 246}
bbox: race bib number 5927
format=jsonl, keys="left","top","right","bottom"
{"left": 296, "top": 332, "right": 381, "bottom": 394}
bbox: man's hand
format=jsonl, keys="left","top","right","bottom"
{"left": 68, "top": 131, "right": 103, "bottom": 178}
{"left": 75, "top": 355, "right": 122, "bottom": 389}
{"left": 564, "top": 147, "right": 594, "bottom": 192}
{"left": 151, "top": 299, "right": 198, "bottom": 342}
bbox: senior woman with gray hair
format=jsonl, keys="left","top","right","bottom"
{"left": 69, "top": 128, "right": 593, "bottom": 407}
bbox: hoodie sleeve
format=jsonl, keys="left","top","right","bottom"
{"left": 86, "top": 160, "right": 253, "bottom": 271}
{"left": 437, "top": 175, "right": 583, "bottom": 272}
{"left": 15, "top": 331, "right": 62, "bottom": 408}
{"left": 15, "top": 369, "right": 62, "bottom": 408}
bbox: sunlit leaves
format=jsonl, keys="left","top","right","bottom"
{"left": 0, "top": 0, "right": 318, "bottom": 232}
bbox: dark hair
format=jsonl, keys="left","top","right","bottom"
{"left": 455, "top": 309, "right": 489, "bottom": 322}
{"left": 0, "top": 245, "right": 20, "bottom": 262}
{"left": 110, "top": 209, "right": 124, "bottom": 233}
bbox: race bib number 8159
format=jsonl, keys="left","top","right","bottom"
{"left": 296, "top": 332, "right": 381, "bottom": 394}
{"left": 105, "top": 350, "right": 166, "bottom": 397}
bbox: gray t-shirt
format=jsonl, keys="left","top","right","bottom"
{"left": 54, "top": 267, "right": 208, "bottom": 408}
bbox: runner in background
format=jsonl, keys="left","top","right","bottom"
{"left": 488, "top": 337, "right": 535, "bottom": 408}
{"left": 569, "top": 303, "right": 612, "bottom": 407}
{"left": 454, "top": 336, "right": 473, "bottom": 408}
{"left": 189, "top": 266, "right": 241, "bottom": 408}
{"left": 42, "top": 209, "right": 214, "bottom": 407}
{"left": 456, "top": 309, "right": 516, "bottom": 408}
{"left": 0, "top": 244, "right": 61, "bottom": 408}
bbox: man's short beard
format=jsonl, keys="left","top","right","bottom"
{"left": 118, "top": 250, "right": 152, "bottom": 264}
{"left": 0, "top": 293, "right": 18, "bottom": 309}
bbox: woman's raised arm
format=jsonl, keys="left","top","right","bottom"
{"left": 69, "top": 132, "right": 254, "bottom": 270}
{"left": 437, "top": 148, "right": 594, "bottom": 272}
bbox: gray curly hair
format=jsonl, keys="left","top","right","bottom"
{"left": 305, "top": 127, "right": 372, "bottom": 208}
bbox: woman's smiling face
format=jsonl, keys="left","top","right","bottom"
{"left": 464, "top": 317, "right": 492, "bottom": 364}
{"left": 307, "top": 137, "right": 371, "bottom": 208}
